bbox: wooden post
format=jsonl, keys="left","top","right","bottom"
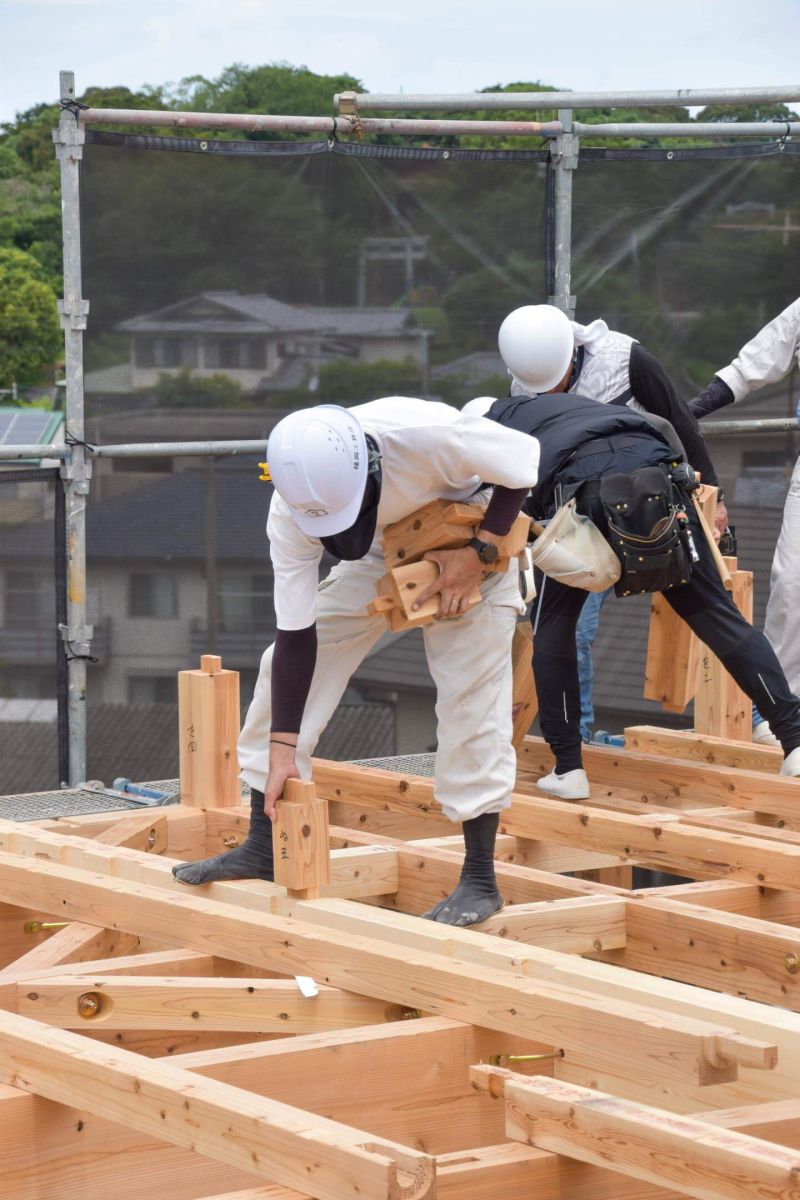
{"left": 643, "top": 592, "right": 701, "bottom": 712}
{"left": 694, "top": 557, "right": 754, "bottom": 741}
{"left": 643, "top": 483, "right": 721, "bottom": 713}
{"left": 273, "top": 779, "right": 331, "bottom": 899}
{"left": 511, "top": 622, "right": 538, "bottom": 751}
{"left": 178, "top": 655, "right": 240, "bottom": 808}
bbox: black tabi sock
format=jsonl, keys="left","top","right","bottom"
{"left": 172, "top": 788, "right": 274, "bottom": 885}
{"left": 422, "top": 812, "right": 503, "bottom": 928}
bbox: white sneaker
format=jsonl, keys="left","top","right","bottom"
{"left": 753, "top": 720, "right": 780, "bottom": 748}
{"left": 537, "top": 768, "right": 590, "bottom": 800}
{"left": 781, "top": 747, "right": 800, "bottom": 778}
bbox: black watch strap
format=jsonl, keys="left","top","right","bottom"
{"left": 467, "top": 536, "right": 499, "bottom": 564}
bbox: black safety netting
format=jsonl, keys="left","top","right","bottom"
{"left": 80, "top": 137, "right": 549, "bottom": 439}
{"left": 0, "top": 468, "right": 69, "bottom": 794}
{"left": 5, "top": 136, "right": 799, "bottom": 799}
{"left": 571, "top": 148, "right": 800, "bottom": 735}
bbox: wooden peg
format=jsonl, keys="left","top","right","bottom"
{"left": 273, "top": 779, "right": 331, "bottom": 899}
{"left": 178, "top": 655, "right": 240, "bottom": 808}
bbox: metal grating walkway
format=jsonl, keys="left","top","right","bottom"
{"left": 0, "top": 760, "right": 431, "bottom": 822}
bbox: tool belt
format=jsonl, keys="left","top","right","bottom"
{"left": 591, "top": 466, "right": 694, "bottom": 597}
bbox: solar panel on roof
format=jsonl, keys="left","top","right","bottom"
{"left": 0, "top": 410, "right": 53, "bottom": 445}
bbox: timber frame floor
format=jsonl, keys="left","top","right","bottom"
{"left": 1, "top": 727, "right": 800, "bottom": 1200}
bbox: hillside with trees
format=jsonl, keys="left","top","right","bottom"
{"left": 0, "top": 64, "right": 797, "bottom": 406}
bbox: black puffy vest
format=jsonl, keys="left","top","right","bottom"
{"left": 489, "top": 391, "right": 670, "bottom": 514}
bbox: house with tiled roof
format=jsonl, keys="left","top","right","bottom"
{"left": 106, "top": 291, "right": 431, "bottom": 396}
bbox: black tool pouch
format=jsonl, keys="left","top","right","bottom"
{"left": 598, "top": 467, "right": 693, "bottom": 597}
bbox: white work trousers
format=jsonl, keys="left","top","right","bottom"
{"left": 238, "top": 550, "right": 524, "bottom": 823}
{"left": 764, "top": 455, "right": 800, "bottom": 697}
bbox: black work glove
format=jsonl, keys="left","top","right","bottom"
{"left": 688, "top": 376, "right": 735, "bottom": 419}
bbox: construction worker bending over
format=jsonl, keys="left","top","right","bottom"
{"left": 485, "top": 306, "right": 800, "bottom": 798}
{"left": 690, "top": 296, "right": 800, "bottom": 747}
{"left": 173, "top": 397, "right": 540, "bottom": 926}
{"left": 497, "top": 304, "right": 727, "bottom": 744}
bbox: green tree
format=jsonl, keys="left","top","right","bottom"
{"left": 696, "top": 102, "right": 799, "bottom": 123}
{"left": 167, "top": 63, "right": 363, "bottom": 139}
{"left": 0, "top": 247, "right": 60, "bottom": 388}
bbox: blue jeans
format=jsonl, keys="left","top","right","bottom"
{"left": 575, "top": 586, "right": 613, "bottom": 742}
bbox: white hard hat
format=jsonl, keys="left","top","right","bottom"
{"left": 498, "top": 304, "right": 575, "bottom": 393}
{"left": 460, "top": 396, "right": 494, "bottom": 418}
{"left": 267, "top": 405, "right": 368, "bottom": 537}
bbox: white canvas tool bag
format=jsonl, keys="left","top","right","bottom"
{"left": 531, "top": 499, "right": 621, "bottom": 592}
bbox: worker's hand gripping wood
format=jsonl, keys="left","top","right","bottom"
{"left": 412, "top": 540, "right": 503, "bottom": 619}
{"left": 369, "top": 501, "right": 531, "bottom": 628}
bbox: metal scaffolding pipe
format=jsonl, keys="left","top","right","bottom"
{"left": 0, "top": 444, "right": 67, "bottom": 460}
{"left": 703, "top": 417, "right": 800, "bottom": 436}
{"left": 55, "top": 70, "right": 91, "bottom": 786}
{"left": 551, "top": 109, "right": 577, "bottom": 316}
{"left": 335, "top": 85, "right": 800, "bottom": 111}
{"left": 80, "top": 107, "right": 560, "bottom": 138}
{"left": 573, "top": 120, "right": 800, "bottom": 138}
{"left": 2, "top": 423, "right": 796, "bottom": 464}
{"left": 91, "top": 439, "right": 267, "bottom": 458}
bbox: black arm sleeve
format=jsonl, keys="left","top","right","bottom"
{"left": 629, "top": 343, "right": 718, "bottom": 486}
{"left": 271, "top": 624, "right": 317, "bottom": 734}
{"left": 688, "top": 376, "right": 735, "bottom": 419}
{"left": 480, "top": 485, "right": 531, "bottom": 536}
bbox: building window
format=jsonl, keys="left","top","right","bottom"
{"left": 129, "top": 573, "right": 177, "bottom": 619}
{"left": 134, "top": 338, "right": 197, "bottom": 369}
{"left": 4, "top": 571, "right": 54, "bottom": 627}
{"left": 128, "top": 675, "right": 176, "bottom": 704}
{"left": 219, "top": 573, "right": 273, "bottom": 632}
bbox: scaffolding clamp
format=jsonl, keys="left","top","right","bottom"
{"left": 59, "top": 622, "right": 94, "bottom": 658}
{"left": 337, "top": 91, "right": 359, "bottom": 116}
{"left": 60, "top": 449, "right": 93, "bottom": 493}
{"left": 57, "top": 297, "right": 90, "bottom": 332}
{"left": 551, "top": 131, "right": 580, "bottom": 171}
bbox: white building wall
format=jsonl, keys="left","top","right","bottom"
{"left": 94, "top": 564, "right": 207, "bottom": 703}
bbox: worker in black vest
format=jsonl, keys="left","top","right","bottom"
{"left": 487, "top": 309, "right": 800, "bottom": 797}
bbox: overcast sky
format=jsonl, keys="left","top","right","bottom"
{"left": 1, "top": 0, "right": 798, "bottom": 125}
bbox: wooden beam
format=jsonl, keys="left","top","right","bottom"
{"left": 0, "top": 1009, "right": 435, "bottom": 1200}
{"left": 625, "top": 726, "right": 782, "bottom": 773}
{"left": 17, "top": 975, "right": 414, "bottom": 1032}
{"left": 465, "top": 895, "right": 626, "bottom": 953}
{"left": 472, "top": 1066, "right": 800, "bottom": 1200}
{"left": 0, "top": 924, "right": 139, "bottom": 980}
{"left": 519, "top": 737, "right": 800, "bottom": 823}
{"left": 0, "top": 811, "right": 168, "bottom": 980}
{"left": 405, "top": 830, "right": 625, "bottom": 876}
{"left": 601, "top": 896, "right": 800, "bottom": 1010}
{"left": 0, "top": 817, "right": 398, "bottom": 906}
{"left": 330, "top": 824, "right": 624, "bottom": 910}
{"left": 93, "top": 810, "right": 169, "bottom": 852}
{"left": 0, "top": 849, "right": 771, "bottom": 1086}
{"left": 312, "top": 760, "right": 800, "bottom": 890}
{"left": 180, "top": 1018, "right": 551, "bottom": 1154}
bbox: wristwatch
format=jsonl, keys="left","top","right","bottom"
{"left": 467, "top": 536, "right": 500, "bottom": 565}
